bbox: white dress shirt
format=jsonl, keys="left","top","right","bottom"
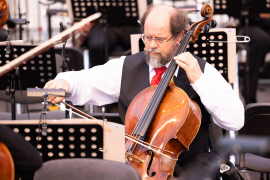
{"left": 55, "top": 56, "right": 244, "bottom": 131}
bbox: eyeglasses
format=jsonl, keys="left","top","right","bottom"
{"left": 141, "top": 34, "right": 174, "bottom": 46}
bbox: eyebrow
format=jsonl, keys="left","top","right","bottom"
{"left": 145, "top": 34, "right": 168, "bottom": 39}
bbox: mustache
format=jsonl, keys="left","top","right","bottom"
{"left": 147, "top": 48, "right": 161, "bottom": 54}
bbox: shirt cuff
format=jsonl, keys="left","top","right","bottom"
{"left": 190, "top": 74, "right": 210, "bottom": 96}
{"left": 54, "top": 72, "right": 76, "bottom": 101}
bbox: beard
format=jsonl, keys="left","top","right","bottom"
{"left": 145, "top": 47, "right": 176, "bottom": 68}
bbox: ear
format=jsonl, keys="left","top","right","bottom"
{"left": 176, "top": 31, "right": 184, "bottom": 44}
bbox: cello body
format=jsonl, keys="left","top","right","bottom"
{"left": 125, "top": 84, "right": 201, "bottom": 179}
{"left": 0, "top": 142, "right": 15, "bottom": 180}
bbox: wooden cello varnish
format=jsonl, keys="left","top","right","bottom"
{"left": 125, "top": 82, "right": 201, "bottom": 179}
{"left": 0, "top": 142, "right": 15, "bottom": 180}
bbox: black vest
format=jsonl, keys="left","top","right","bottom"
{"left": 118, "top": 51, "right": 211, "bottom": 163}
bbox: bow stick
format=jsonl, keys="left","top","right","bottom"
{"left": 0, "top": 12, "right": 101, "bottom": 77}
{"left": 48, "top": 100, "right": 178, "bottom": 160}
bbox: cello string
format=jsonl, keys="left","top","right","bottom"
{"left": 125, "top": 134, "right": 176, "bottom": 154}
{"left": 134, "top": 33, "right": 192, "bottom": 135}
{"left": 127, "top": 33, "right": 192, "bottom": 151}
{"left": 140, "top": 38, "right": 191, "bottom": 133}
{"left": 125, "top": 135, "right": 178, "bottom": 161}
{"left": 134, "top": 33, "right": 191, "bottom": 135}
{"left": 141, "top": 33, "right": 191, "bottom": 133}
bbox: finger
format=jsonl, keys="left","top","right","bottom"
{"left": 85, "top": 22, "right": 91, "bottom": 26}
{"left": 44, "top": 80, "right": 54, "bottom": 89}
{"left": 176, "top": 52, "right": 197, "bottom": 67}
{"left": 47, "top": 82, "right": 59, "bottom": 90}
{"left": 175, "top": 59, "right": 188, "bottom": 70}
{"left": 52, "top": 97, "right": 65, "bottom": 104}
{"left": 55, "top": 83, "right": 69, "bottom": 92}
{"left": 46, "top": 80, "right": 62, "bottom": 90}
{"left": 186, "top": 53, "right": 197, "bottom": 63}
{"left": 174, "top": 56, "right": 190, "bottom": 67}
{"left": 48, "top": 96, "right": 56, "bottom": 102}
{"left": 181, "top": 52, "right": 195, "bottom": 63}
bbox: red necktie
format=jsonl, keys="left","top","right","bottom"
{"left": 150, "top": 66, "right": 167, "bottom": 86}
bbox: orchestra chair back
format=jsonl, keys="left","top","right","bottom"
{"left": 234, "top": 103, "right": 270, "bottom": 179}
{"left": 54, "top": 47, "right": 84, "bottom": 71}
{"left": 34, "top": 158, "right": 141, "bottom": 180}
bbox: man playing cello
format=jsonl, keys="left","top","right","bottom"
{"left": 44, "top": 4, "right": 244, "bottom": 180}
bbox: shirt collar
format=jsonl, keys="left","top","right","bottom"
{"left": 148, "top": 60, "right": 179, "bottom": 77}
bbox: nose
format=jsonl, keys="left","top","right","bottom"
{"left": 149, "top": 39, "right": 158, "bottom": 49}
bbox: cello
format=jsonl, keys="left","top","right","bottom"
{"left": 125, "top": 4, "right": 215, "bottom": 179}
{"left": 0, "top": 142, "right": 14, "bottom": 180}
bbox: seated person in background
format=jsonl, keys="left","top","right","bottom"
{"left": 240, "top": 13, "right": 270, "bottom": 104}
{"left": 45, "top": 4, "right": 244, "bottom": 180}
{"left": 0, "top": 125, "right": 42, "bottom": 180}
{"left": 85, "top": 23, "right": 141, "bottom": 67}
{"left": 73, "top": 11, "right": 142, "bottom": 68}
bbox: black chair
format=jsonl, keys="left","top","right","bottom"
{"left": 34, "top": 158, "right": 141, "bottom": 180}
{"left": 54, "top": 47, "right": 84, "bottom": 71}
{"left": 234, "top": 103, "right": 270, "bottom": 179}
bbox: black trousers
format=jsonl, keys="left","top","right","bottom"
{"left": 0, "top": 125, "right": 42, "bottom": 180}
{"left": 86, "top": 24, "right": 141, "bottom": 67}
{"left": 174, "top": 151, "right": 220, "bottom": 180}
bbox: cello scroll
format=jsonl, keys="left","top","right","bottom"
{"left": 188, "top": 4, "right": 216, "bottom": 43}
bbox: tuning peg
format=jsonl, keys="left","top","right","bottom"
{"left": 203, "top": 25, "right": 210, "bottom": 33}
{"left": 189, "top": 21, "right": 195, "bottom": 26}
{"left": 209, "top": 20, "right": 217, "bottom": 28}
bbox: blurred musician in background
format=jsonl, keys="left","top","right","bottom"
{"left": 241, "top": 13, "right": 270, "bottom": 104}
{"left": 73, "top": 7, "right": 144, "bottom": 68}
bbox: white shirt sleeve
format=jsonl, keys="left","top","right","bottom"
{"left": 55, "top": 56, "right": 125, "bottom": 106}
{"left": 191, "top": 63, "right": 244, "bottom": 131}
{"left": 55, "top": 56, "right": 244, "bottom": 131}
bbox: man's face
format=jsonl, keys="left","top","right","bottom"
{"left": 144, "top": 15, "right": 181, "bottom": 68}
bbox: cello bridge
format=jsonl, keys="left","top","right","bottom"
{"left": 125, "top": 152, "right": 144, "bottom": 163}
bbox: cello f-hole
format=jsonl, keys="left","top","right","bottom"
{"left": 146, "top": 150, "right": 156, "bottom": 177}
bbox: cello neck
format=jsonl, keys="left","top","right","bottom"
{"left": 162, "top": 32, "right": 193, "bottom": 84}
{"left": 133, "top": 32, "right": 192, "bottom": 137}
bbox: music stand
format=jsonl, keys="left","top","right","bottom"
{"left": 187, "top": 31, "right": 229, "bottom": 81}
{"left": 152, "top": 0, "right": 197, "bottom": 10}
{"left": 0, "top": 45, "right": 57, "bottom": 120}
{"left": 66, "top": 0, "right": 147, "bottom": 23}
{"left": 0, "top": 119, "right": 126, "bottom": 163}
{"left": 5, "top": 123, "right": 103, "bottom": 162}
{"left": 213, "top": 0, "right": 270, "bottom": 17}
